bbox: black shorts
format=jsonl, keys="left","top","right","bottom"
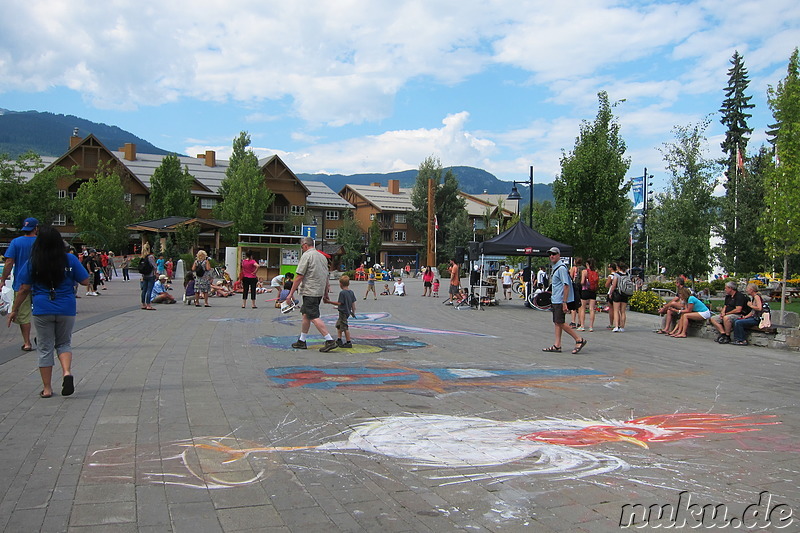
{"left": 424, "top": 281, "right": 432, "bottom": 288}
{"left": 611, "top": 291, "right": 629, "bottom": 303}
{"left": 551, "top": 304, "right": 567, "bottom": 324}
{"left": 581, "top": 289, "right": 597, "bottom": 300}
{"left": 301, "top": 296, "right": 322, "bottom": 320}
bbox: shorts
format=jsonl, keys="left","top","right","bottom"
{"left": 502, "top": 284, "right": 511, "bottom": 289}
{"left": 33, "top": 314, "right": 75, "bottom": 367}
{"left": 551, "top": 304, "right": 567, "bottom": 324}
{"left": 581, "top": 289, "right": 597, "bottom": 300}
{"left": 698, "top": 309, "right": 712, "bottom": 320}
{"left": 611, "top": 291, "right": 629, "bottom": 303}
{"left": 424, "top": 281, "right": 432, "bottom": 288}
{"left": 14, "top": 292, "right": 32, "bottom": 325}
{"left": 449, "top": 284, "right": 460, "bottom": 296}
{"left": 301, "top": 296, "right": 322, "bottom": 320}
{"left": 335, "top": 316, "right": 350, "bottom": 331}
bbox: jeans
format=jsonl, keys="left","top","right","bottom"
{"left": 140, "top": 276, "right": 156, "bottom": 305}
{"left": 733, "top": 316, "right": 759, "bottom": 342}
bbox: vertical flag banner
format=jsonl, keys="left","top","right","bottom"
{"left": 631, "top": 176, "right": 644, "bottom": 209}
{"left": 434, "top": 215, "right": 439, "bottom": 230}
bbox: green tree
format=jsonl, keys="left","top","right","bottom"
{"left": 367, "top": 219, "right": 381, "bottom": 263}
{"left": 552, "top": 91, "right": 631, "bottom": 263}
{"left": 213, "top": 132, "right": 274, "bottom": 242}
{"left": 0, "top": 152, "right": 71, "bottom": 228}
{"left": 408, "top": 156, "right": 467, "bottom": 263}
{"left": 147, "top": 154, "right": 198, "bottom": 219}
{"left": 444, "top": 209, "right": 472, "bottom": 260}
{"left": 336, "top": 210, "right": 364, "bottom": 269}
{"left": 718, "top": 51, "right": 757, "bottom": 274}
{"left": 72, "top": 162, "right": 134, "bottom": 251}
{"left": 760, "top": 48, "right": 800, "bottom": 312}
{"left": 649, "top": 120, "right": 718, "bottom": 278}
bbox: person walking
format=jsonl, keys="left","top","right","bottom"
{"left": 6, "top": 225, "right": 89, "bottom": 398}
{"left": 286, "top": 236, "right": 337, "bottom": 352}
{"left": 542, "top": 247, "right": 587, "bottom": 354}
{"left": 1, "top": 217, "right": 39, "bottom": 351}
{"left": 120, "top": 255, "right": 130, "bottom": 281}
{"left": 364, "top": 268, "right": 377, "bottom": 300}
{"left": 240, "top": 250, "right": 259, "bottom": 309}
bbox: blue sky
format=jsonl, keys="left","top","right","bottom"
{"left": 1, "top": 0, "right": 798, "bottom": 194}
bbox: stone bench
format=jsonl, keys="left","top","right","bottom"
{"left": 697, "top": 311, "right": 800, "bottom": 350}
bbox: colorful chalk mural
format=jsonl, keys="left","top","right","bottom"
{"left": 85, "top": 412, "right": 778, "bottom": 489}
{"left": 273, "top": 312, "right": 496, "bottom": 337}
{"left": 265, "top": 363, "right": 611, "bottom": 393}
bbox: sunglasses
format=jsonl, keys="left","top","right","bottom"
{"left": 548, "top": 252, "right": 558, "bottom": 256}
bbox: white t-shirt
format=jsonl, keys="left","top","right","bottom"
{"left": 501, "top": 271, "right": 513, "bottom": 285}
{"left": 393, "top": 281, "right": 405, "bottom": 295}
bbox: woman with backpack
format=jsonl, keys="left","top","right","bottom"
{"left": 139, "top": 250, "right": 157, "bottom": 310}
{"left": 569, "top": 258, "right": 584, "bottom": 328}
{"left": 607, "top": 262, "right": 630, "bottom": 332}
{"left": 578, "top": 258, "right": 599, "bottom": 332}
{"left": 192, "top": 250, "right": 213, "bottom": 307}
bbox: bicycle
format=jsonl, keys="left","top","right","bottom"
{"left": 528, "top": 289, "right": 552, "bottom": 311}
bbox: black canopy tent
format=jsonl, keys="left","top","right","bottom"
{"left": 479, "top": 222, "right": 573, "bottom": 257}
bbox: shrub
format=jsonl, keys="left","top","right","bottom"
{"left": 628, "top": 290, "right": 663, "bottom": 315}
{"left": 438, "top": 263, "right": 451, "bottom": 278}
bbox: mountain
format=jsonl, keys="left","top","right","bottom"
{"left": 297, "top": 166, "right": 554, "bottom": 205}
{"left": 0, "top": 108, "right": 171, "bottom": 158}
{"left": 0, "top": 108, "right": 554, "bottom": 203}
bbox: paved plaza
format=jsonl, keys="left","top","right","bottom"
{"left": 0, "top": 275, "right": 798, "bottom": 532}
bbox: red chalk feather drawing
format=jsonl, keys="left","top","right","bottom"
{"left": 86, "top": 412, "right": 778, "bottom": 489}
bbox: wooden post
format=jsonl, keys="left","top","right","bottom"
{"left": 427, "top": 178, "right": 435, "bottom": 267}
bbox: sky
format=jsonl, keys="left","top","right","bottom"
{"left": 1, "top": 0, "right": 799, "bottom": 194}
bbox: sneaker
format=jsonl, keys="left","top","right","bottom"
{"left": 588, "top": 327, "right": 594, "bottom": 332}
{"left": 612, "top": 327, "right": 620, "bottom": 332}
{"left": 719, "top": 335, "right": 731, "bottom": 344}
{"left": 576, "top": 326, "right": 585, "bottom": 331}
{"left": 336, "top": 338, "right": 344, "bottom": 347}
{"left": 291, "top": 339, "right": 307, "bottom": 349}
{"left": 617, "top": 328, "right": 625, "bottom": 332}
{"left": 340, "top": 342, "right": 353, "bottom": 349}
{"left": 319, "top": 340, "right": 337, "bottom": 352}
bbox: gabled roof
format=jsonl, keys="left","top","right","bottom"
{"left": 459, "top": 191, "right": 516, "bottom": 218}
{"left": 259, "top": 154, "right": 311, "bottom": 196}
{"left": 126, "top": 217, "right": 233, "bottom": 233}
{"left": 114, "top": 152, "right": 219, "bottom": 195}
{"left": 302, "top": 181, "right": 354, "bottom": 209}
{"left": 339, "top": 184, "right": 413, "bottom": 212}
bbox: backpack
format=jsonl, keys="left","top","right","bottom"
{"left": 138, "top": 256, "right": 153, "bottom": 275}
{"left": 587, "top": 269, "right": 600, "bottom": 292}
{"left": 617, "top": 272, "right": 636, "bottom": 296}
{"left": 194, "top": 261, "right": 205, "bottom": 278}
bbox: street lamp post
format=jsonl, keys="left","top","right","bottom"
{"left": 508, "top": 165, "right": 534, "bottom": 274}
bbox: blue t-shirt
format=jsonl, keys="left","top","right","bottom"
{"left": 4, "top": 234, "right": 37, "bottom": 291}
{"left": 687, "top": 295, "right": 709, "bottom": 313}
{"left": 550, "top": 261, "right": 573, "bottom": 304}
{"left": 337, "top": 289, "right": 357, "bottom": 318}
{"left": 156, "top": 258, "right": 166, "bottom": 272}
{"left": 17, "top": 253, "right": 89, "bottom": 316}
{"left": 151, "top": 280, "right": 169, "bottom": 299}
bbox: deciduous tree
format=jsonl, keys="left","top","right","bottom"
{"left": 648, "top": 120, "right": 718, "bottom": 278}
{"left": 553, "top": 92, "right": 631, "bottom": 263}
{"left": 0, "top": 152, "right": 71, "bottom": 229}
{"left": 336, "top": 210, "right": 364, "bottom": 270}
{"left": 147, "top": 154, "right": 197, "bottom": 219}
{"left": 72, "top": 162, "right": 134, "bottom": 251}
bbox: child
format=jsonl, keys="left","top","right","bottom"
{"left": 183, "top": 272, "right": 196, "bottom": 305}
{"left": 325, "top": 275, "right": 357, "bottom": 349}
{"left": 380, "top": 283, "right": 390, "bottom": 296}
{"left": 364, "top": 268, "right": 377, "bottom": 300}
{"left": 432, "top": 279, "right": 440, "bottom": 297}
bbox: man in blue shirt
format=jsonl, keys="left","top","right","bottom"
{"left": 543, "top": 247, "right": 587, "bottom": 354}
{"left": 1, "top": 217, "right": 39, "bottom": 351}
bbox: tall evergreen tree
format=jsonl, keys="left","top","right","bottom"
{"left": 408, "top": 156, "right": 467, "bottom": 263}
{"left": 718, "top": 51, "right": 756, "bottom": 273}
{"left": 553, "top": 91, "right": 631, "bottom": 263}
{"left": 213, "top": 132, "right": 274, "bottom": 242}
{"left": 760, "top": 48, "right": 800, "bottom": 314}
{"left": 147, "top": 154, "right": 198, "bottom": 219}
{"left": 648, "top": 120, "right": 718, "bottom": 278}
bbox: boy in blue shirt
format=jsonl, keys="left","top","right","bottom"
{"left": 324, "top": 275, "right": 357, "bottom": 349}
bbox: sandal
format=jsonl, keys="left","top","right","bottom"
{"left": 733, "top": 340, "right": 748, "bottom": 346}
{"left": 542, "top": 345, "right": 561, "bottom": 352}
{"left": 572, "top": 338, "right": 588, "bottom": 354}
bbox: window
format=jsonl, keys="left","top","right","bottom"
{"left": 369, "top": 213, "right": 376, "bottom": 220}
{"left": 53, "top": 214, "right": 67, "bottom": 226}
{"left": 200, "top": 198, "right": 217, "bottom": 210}
{"left": 325, "top": 210, "right": 339, "bottom": 221}
{"left": 58, "top": 189, "right": 67, "bottom": 198}
{"left": 123, "top": 193, "right": 132, "bottom": 203}
{"left": 325, "top": 228, "right": 338, "bottom": 240}
{"left": 394, "top": 231, "right": 406, "bottom": 242}
{"left": 290, "top": 205, "right": 305, "bottom": 216}
{"left": 394, "top": 213, "right": 406, "bottom": 224}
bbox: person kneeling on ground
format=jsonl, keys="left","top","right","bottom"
{"left": 150, "top": 275, "right": 176, "bottom": 304}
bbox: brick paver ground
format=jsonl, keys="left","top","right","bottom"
{"left": 1, "top": 275, "right": 798, "bottom": 532}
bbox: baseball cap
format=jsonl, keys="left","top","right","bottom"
{"left": 20, "top": 218, "right": 39, "bottom": 232}
{"left": 547, "top": 247, "right": 560, "bottom": 255}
